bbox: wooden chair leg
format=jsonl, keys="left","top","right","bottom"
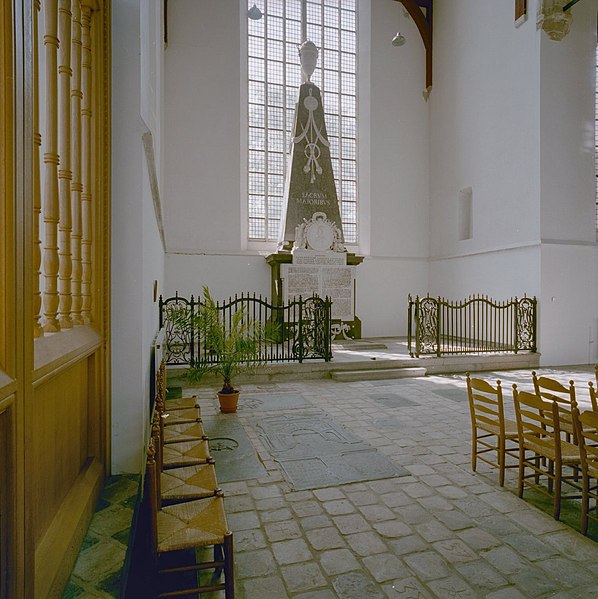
{"left": 224, "top": 531, "right": 235, "bottom": 599}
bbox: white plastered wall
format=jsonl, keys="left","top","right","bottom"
{"left": 429, "top": 0, "right": 597, "bottom": 365}
{"left": 538, "top": 0, "right": 598, "bottom": 365}
{"left": 111, "top": 0, "right": 166, "bottom": 473}
{"left": 163, "top": 0, "right": 431, "bottom": 337}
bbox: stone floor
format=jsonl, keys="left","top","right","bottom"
{"left": 181, "top": 365, "right": 598, "bottom": 598}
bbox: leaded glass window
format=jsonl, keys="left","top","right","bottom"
{"left": 247, "top": 0, "right": 358, "bottom": 243}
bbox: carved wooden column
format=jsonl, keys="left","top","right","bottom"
{"left": 33, "top": 0, "right": 44, "bottom": 337}
{"left": 70, "top": 0, "right": 83, "bottom": 325}
{"left": 80, "top": 4, "right": 92, "bottom": 324}
{"left": 42, "top": 0, "right": 61, "bottom": 332}
{"left": 57, "top": 0, "right": 73, "bottom": 328}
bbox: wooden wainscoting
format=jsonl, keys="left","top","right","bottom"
{"left": 0, "top": 401, "right": 13, "bottom": 599}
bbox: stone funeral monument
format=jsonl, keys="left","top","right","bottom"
{"left": 267, "top": 41, "right": 363, "bottom": 338}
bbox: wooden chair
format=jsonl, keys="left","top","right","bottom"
{"left": 151, "top": 411, "right": 212, "bottom": 469}
{"left": 512, "top": 385, "right": 581, "bottom": 520}
{"left": 146, "top": 439, "right": 234, "bottom": 598}
{"left": 532, "top": 372, "right": 577, "bottom": 441}
{"left": 466, "top": 374, "right": 519, "bottom": 486}
{"left": 572, "top": 406, "right": 598, "bottom": 535}
{"left": 589, "top": 382, "right": 597, "bottom": 412}
{"left": 151, "top": 418, "right": 221, "bottom": 505}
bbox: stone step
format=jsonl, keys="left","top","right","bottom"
{"left": 331, "top": 367, "right": 427, "bottom": 382}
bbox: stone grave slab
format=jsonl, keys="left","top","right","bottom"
{"left": 202, "top": 417, "right": 267, "bottom": 483}
{"left": 368, "top": 393, "right": 419, "bottom": 408}
{"left": 240, "top": 392, "right": 311, "bottom": 412}
{"left": 431, "top": 387, "right": 469, "bottom": 403}
{"left": 254, "top": 413, "right": 407, "bottom": 490}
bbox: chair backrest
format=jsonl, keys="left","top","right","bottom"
{"left": 573, "top": 406, "right": 598, "bottom": 480}
{"left": 589, "top": 382, "right": 597, "bottom": 412}
{"left": 532, "top": 372, "right": 576, "bottom": 407}
{"left": 513, "top": 385, "right": 561, "bottom": 456}
{"left": 466, "top": 373, "right": 505, "bottom": 433}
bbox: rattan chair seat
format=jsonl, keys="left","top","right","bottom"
{"left": 164, "top": 394, "right": 200, "bottom": 411}
{"left": 163, "top": 421, "right": 207, "bottom": 444}
{"left": 161, "top": 463, "right": 219, "bottom": 501}
{"left": 161, "top": 408, "right": 202, "bottom": 427}
{"left": 478, "top": 418, "right": 518, "bottom": 438}
{"left": 157, "top": 495, "right": 229, "bottom": 553}
{"left": 161, "top": 438, "right": 211, "bottom": 468}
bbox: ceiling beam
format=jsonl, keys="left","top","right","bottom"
{"left": 394, "top": 0, "right": 433, "bottom": 92}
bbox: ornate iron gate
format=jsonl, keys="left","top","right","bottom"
{"left": 159, "top": 293, "right": 332, "bottom": 365}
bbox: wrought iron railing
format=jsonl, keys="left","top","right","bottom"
{"left": 159, "top": 292, "right": 333, "bottom": 365}
{"left": 408, "top": 294, "right": 537, "bottom": 357}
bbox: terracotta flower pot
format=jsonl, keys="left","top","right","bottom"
{"left": 217, "top": 390, "right": 240, "bottom": 413}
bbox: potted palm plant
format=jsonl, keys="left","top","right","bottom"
{"left": 183, "top": 287, "right": 265, "bottom": 413}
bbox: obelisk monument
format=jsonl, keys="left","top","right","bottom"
{"left": 278, "top": 41, "right": 345, "bottom": 253}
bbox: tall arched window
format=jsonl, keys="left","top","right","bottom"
{"left": 247, "top": 0, "right": 358, "bottom": 244}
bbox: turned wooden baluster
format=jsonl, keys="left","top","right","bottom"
{"left": 33, "top": 0, "right": 44, "bottom": 337}
{"left": 42, "top": 0, "right": 61, "bottom": 333}
{"left": 57, "top": 0, "right": 73, "bottom": 329}
{"left": 70, "top": 0, "right": 83, "bottom": 325}
{"left": 80, "top": 4, "right": 92, "bottom": 324}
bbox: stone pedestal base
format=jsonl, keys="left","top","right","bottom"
{"left": 266, "top": 252, "right": 364, "bottom": 340}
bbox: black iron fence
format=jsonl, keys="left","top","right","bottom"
{"left": 408, "top": 294, "right": 537, "bottom": 357}
{"left": 159, "top": 292, "right": 333, "bottom": 365}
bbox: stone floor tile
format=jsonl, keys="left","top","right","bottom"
{"left": 241, "top": 575, "right": 289, "bottom": 599}
{"left": 333, "top": 513, "right": 370, "bottom": 534}
{"left": 300, "top": 514, "right": 333, "bottom": 531}
{"left": 402, "top": 551, "right": 450, "bottom": 581}
{"left": 346, "top": 531, "right": 388, "bottom": 556}
{"left": 509, "top": 566, "right": 560, "bottom": 597}
{"left": 432, "top": 539, "right": 479, "bottom": 564}
{"left": 332, "top": 572, "right": 385, "bottom": 599}
{"left": 426, "top": 575, "right": 478, "bottom": 598}
{"left": 393, "top": 504, "right": 430, "bottom": 525}
{"left": 323, "top": 499, "right": 355, "bottom": 515}
{"left": 264, "top": 519, "right": 302, "bottom": 541}
{"left": 434, "top": 506, "right": 476, "bottom": 530}
{"left": 382, "top": 576, "right": 432, "bottom": 598}
{"left": 250, "top": 485, "right": 282, "bottom": 500}
{"left": 224, "top": 494, "right": 255, "bottom": 513}
{"left": 306, "top": 527, "right": 346, "bottom": 551}
{"left": 234, "top": 528, "right": 268, "bottom": 551}
{"left": 358, "top": 504, "right": 395, "bottom": 522}
{"left": 536, "top": 557, "right": 597, "bottom": 588}
{"left": 542, "top": 529, "right": 598, "bottom": 561}
{"left": 454, "top": 560, "right": 508, "bottom": 590}
{"left": 416, "top": 495, "right": 454, "bottom": 512}
{"left": 481, "top": 545, "right": 527, "bottom": 575}
{"left": 502, "top": 532, "right": 559, "bottom": 561}
{"left": 415, "top": 520, "right": 453, "bottom": 543}
{"left": 485, "top": 588, "right": 528, "bottom": 599}
{"left": 314, "top": 488, "right": 345, "bottom": 501}
{"left": 388, "top": 535, "right": 428, "bottom": 556}
{"left": 345, "top": 490, "right": 379, "bottom": 506}
{"left": 404, "top": 464, "right": 436, "bottom": 476}
{"left": 401, "top": 483, "right": 435, "bottom": 499}
{"left": 285, "top": 490, "right": 314, "bottom": 502}
{"left": 380, "top": 491, "right": 412, "bottom": 508}
{"left": 227, "top": 510, "right": 260, "bottom": 531}
{"left": 419, "top": 474, "right": 452, "bottom": 487}
{"left": 281, "top": 562, "right": 327, "bottom": 593}
{"left": 255, "top": 496, "right": 287, "bottom": 511}
{"left": 456, "top": 527, "right": 501, "bottom": 551}
{"left": 319, "top": 548, "right": 361, "bottom": 575}
{"left": 259, "top": 507, "right": 293, "bottom": 523}
{"left": 373, "top": 520, "right": 413, "bottom": 539}
{"left": 272, "top": 538, "right": 313, "bottom": 565}
{"left": 362, "top": 553, "right": 409, "bottom": 582}
{"left": 293, "top": 590, "right": 337, "bottom": 599}
{"left": 291, "top": 499, "right": 323, "bottom": 517}
{"left": 236, "top": 549, "right": 277, "bottom": 578}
